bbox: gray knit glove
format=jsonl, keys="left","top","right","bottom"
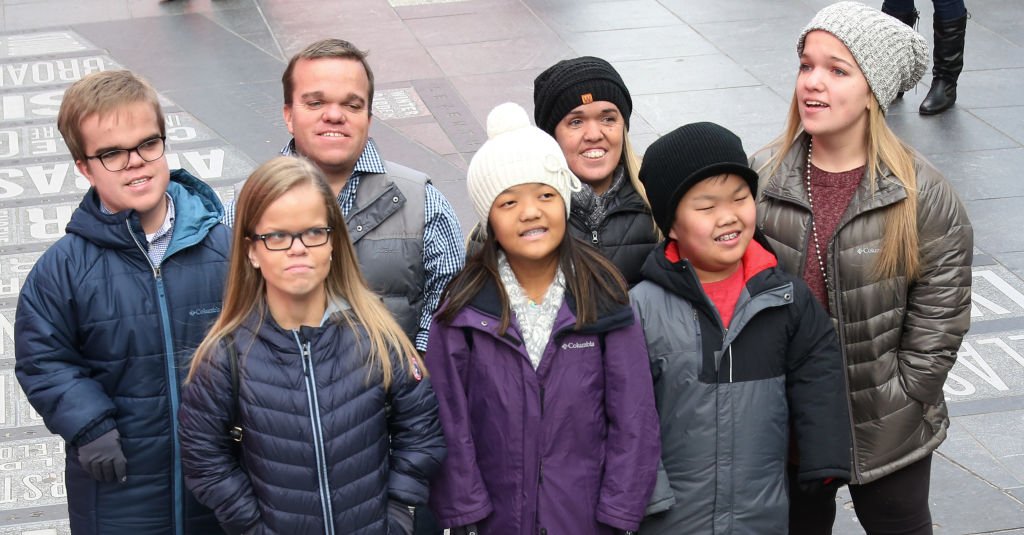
{"left": 77, "top": 428, "right": 127, "bottom": 483}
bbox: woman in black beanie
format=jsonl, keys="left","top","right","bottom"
{"left": 532, "top": 56, "right": 659, "bottom": 286}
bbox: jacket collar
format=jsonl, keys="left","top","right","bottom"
{"left": 765, "top": 133, "right": 908, "bottom": 214}
{"left": 66, "top": 169, "right": 223, "bottom": 256}
{"left": 640, "top": 232, "right": 780, "bottom": 303}
{"left": 459, "top": 274, "right": 634, "bottom": 336}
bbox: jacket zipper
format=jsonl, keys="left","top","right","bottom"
{"left": 128, "top": 222, "right": 182, "bottom": 535}
{"left": 826, "top": 234, "right": 861, "bottom": 483}
{"left": 591, "top": 230, "right": 599, "bottom": 245}
{"left": 294, "top": 332, "right": 336, "bottom": 534}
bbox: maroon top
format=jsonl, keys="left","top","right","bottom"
{"left": 803, "top": 163, "right": 864, "bottom": 308}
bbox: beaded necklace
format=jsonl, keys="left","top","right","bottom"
{"left": 805, "top": 140, "right": 832, "bottom": 291}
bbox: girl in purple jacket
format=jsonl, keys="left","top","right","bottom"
{"left": 424, "top": 103, "right": 660, "bottom": 535}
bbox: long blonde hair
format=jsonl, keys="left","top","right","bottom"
{"left": 187, "top": 157, "right": 421, "bottom": 389}
{"left": 622, "top": 132, "right": 662, "bottom": 239}
{"left": 762, "top": 92, "right": 920, "bottom": 281}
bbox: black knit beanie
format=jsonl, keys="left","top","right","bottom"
{"left": 533, "top": 56, "right": 632, "bottom": 136}
{"left": 639, "top": 122, "right": 760, "bottom": 236}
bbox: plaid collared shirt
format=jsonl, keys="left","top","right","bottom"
{"left": 222, "top": 138, "right": 464, "bottom": 351}
{"left": 102, "top": 192, "right": 175, "bottom": 267}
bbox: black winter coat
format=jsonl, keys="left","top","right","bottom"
{"left": 14, "top": 170, "right": 229, "bottom": 535}
{"left": 568, "top": 180, "right": 659, "bottom": 287}
{"left": 178, "top": 308, "right": 446, "bottom": 535}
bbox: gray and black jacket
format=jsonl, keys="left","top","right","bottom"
{"left": 630, "top": 237, "right": 850, "bottom": 534}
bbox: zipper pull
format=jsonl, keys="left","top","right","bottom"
{"left": 591, "top": 230, "right": 599, "bottom": 245}
{"left": 300, "top": 342, "right": 312, "bottom": 376}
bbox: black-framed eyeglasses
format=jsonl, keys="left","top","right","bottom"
{"left": 85, "top": 136, "right": 166, "bottom": 172}
{"left": 251, "top": 227, "right": 333, "bottom": 251}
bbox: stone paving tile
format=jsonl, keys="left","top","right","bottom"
{"left": 1003, "top": 253, "right": 1024, "bottom": 282}
{"left": 735, "top": 48, "right": 801, "bottom": 101}
{"left": 395, "top": 120, "right": 459, "bottom": 156}
{"left": 127, "top": 0, "right": 257, "bottom": 17}
{"left": 953, "top": 68, "right": 1024, "bottom": 109}
{"left": 449, "top": 68, "right": 543, "bottom": 125}
{"left": 973, "top": 11, "right": 1024, "bottom": 48}
{"left": 833, "top": 452, "right": 1024, "bottom": 534}
{"left": 237, "top": 30, "right": 285, "bottom": 61}
{"left": 972, "top": 106, "right": 1024, "bottom": 146}
{"left": 203, "top": 5, "right": 273, "bottom": 36}
{"left": 559, "top": 25, "right": 718, "bottom": 62}
{"left": 428, "top": 35, "right": 572, "bottom": 77}
{"left": 393, "top": 0, "right": 511, "bottom": 20}
{"left": 367, "top": 46, "right": 446, "bottom": 84}
{"left": 887, "top": 108, "right": 1019, "bottom": 155}
{"left": 927, "top": 148, "right": 1024, "bottom": 202}
{"left": 660, "top": 0, "right": 815, "bottom": 24}
{"left": 614, "top": 55, "right": 761, "bottom": 96}
{"left": 966, "top": 197, "right": 1024, "bottom": 256}
{"left": 626, "top": 113, "right": 656, "bottom": 137}
{"left": 404, "top": 3, "right": 548, "bottom": 47}
{"left": 955, "top": 410, "right": 1024, "bottom": 484}
{"left": 526, "top": 0, "right": 680, "bottom": 34}
{"left": 258, "top": 0, "right": 404, "bottom": 56}
{"left": 940, "top": 418, "right": 1024, "bottom": 490}
{"left": 3, "top": 0, "right": 131, "bottom": 30}
{"left": 690, "top": 16, "right": 810, "bottom": 56}
{"left": 633, "top": 86, "right": 789, "bottom": 135}
{"left": 956, "top": 22, "right": 1024, "bottom": 72}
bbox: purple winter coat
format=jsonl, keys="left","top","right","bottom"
{"left": 425, "top": 281, "right": 660, "bottom": 534}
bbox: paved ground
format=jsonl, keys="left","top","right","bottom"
{"left": 0, "top": 0, "right": 1022, "bottom": 533}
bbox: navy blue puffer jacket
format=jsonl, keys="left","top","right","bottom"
{"left": 178, "top": 306, "right": 446, "bottom": 534}
{"left": 14, "top": 170, "right": 230, "bottom": 535}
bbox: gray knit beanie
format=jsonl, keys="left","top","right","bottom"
{"left": 467, "top": 102, "right": 581, "bottom": 224}
{"left": 798, "top": 1, "right": 929, "bottom": 113}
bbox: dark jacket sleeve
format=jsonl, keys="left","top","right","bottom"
{"left": 785, "top": 281, "right": 852, "bottom": 483}
{"left": 897, "top": 166, "right": 973, "bottom": 405}
{"left": 596, "top": 309, "right": 662, "bottom": 531}
{"left": 178, "top": 343, "right": 260, "bottom": 535}
{"left": 424, "top": 323, "right": 494, "bottom": 528}
{"left": 386, "top": 345, "right": 447, "bottom": 506}
{"left": 14, "top": 253, "right": 117, "bottom": 447}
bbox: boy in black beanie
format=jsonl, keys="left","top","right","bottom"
{"left": 629, "top": 122, "right": 851, "bottom": 534}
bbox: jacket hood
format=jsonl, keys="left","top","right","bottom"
{"left": 461, "top": 274, "right": 635, "bottom": 336}
{"left": 66, "top": 169, "right": 224, "bottom": 255}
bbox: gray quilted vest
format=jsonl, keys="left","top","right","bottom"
{"left": 347, "top": 162, "right": 427, "bottom": 341}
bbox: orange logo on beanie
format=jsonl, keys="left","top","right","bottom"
{"left": 581, "top": 93, "right": 594, "bottom": 104}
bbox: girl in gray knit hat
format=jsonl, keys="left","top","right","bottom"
{"left": 755, "top": 2, "right": 974, "bottom": 534}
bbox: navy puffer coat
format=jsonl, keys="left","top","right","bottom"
{"left": 178, "top": 306, "right": 446, "bottom": 535}
{"left": 14, "top": 170, "right": 229, "bottom": 535}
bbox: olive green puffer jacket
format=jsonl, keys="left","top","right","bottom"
{"left": 755, "top": 136, "right": 973, "bottom": 484}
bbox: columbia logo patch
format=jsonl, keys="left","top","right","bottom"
{"left": 189, "top": 306, "right": 221, "bottom": 317}
{"left": 562, "top": 341, "right": 596, "bottom": 350}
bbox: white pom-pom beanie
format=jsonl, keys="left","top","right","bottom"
{"left": 466, "top": 102, "right": 581, "bottom": 225}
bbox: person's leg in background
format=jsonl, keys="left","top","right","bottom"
{"left": 881, "top": 0, "right": 921, "bottom": 99}
{"left": 920, "top": 0, "right": 968, "bottom": 114}
{"left": 847, "top": 454, "right": 934, "bottom": 535}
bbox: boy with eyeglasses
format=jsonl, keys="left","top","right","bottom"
{"left": 14, "top": 70, "right": 228, "bottom": 535}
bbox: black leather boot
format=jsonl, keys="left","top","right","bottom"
{"left": 881, "top": 8, "right": 919, "bottom": 99}
{"left": 920, "top": 14, "right": 968, "bottom": 115}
